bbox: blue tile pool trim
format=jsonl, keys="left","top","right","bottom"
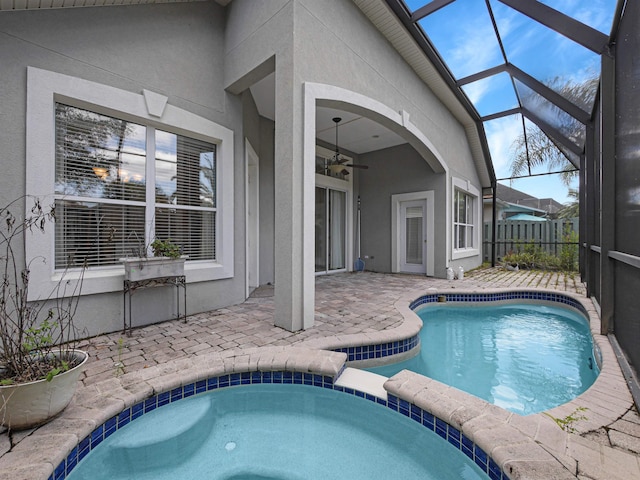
{"left": 332, "top": 334, "right": 420, "bottom": 362}
{"left": 381, "top": 393, "right": 507, "bottom": 480}
{"left": 409, "top": 290, "right": 588, "bottom": 317}
{"left": 330, "top": 291, "right": 586, "bottom": 365}
{"left": 409, "top": 290, "right": 600, "bottom": 370}
{"left": 50, "top": 372, "right": 506, "bottom": 480}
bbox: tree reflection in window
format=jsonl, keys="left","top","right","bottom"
{"left": 54, "top": 104, "right": 216, "bottom": 268}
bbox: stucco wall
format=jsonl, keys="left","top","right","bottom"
{"left": 0, "top": 0, "right": 486, "bottom": 336}
{"left": 241, "top": 88, "right": 276, "bottom": 286}
{"left": 359, "top": 143, "right": 446, "bottom": 274}
{"left": 293, "top": 0, "right": 479, "bottom": 182}
{"left": 224, "top": 0, "right": 484, "bottom": 288}
{"left": 224, "top": 0, "right": 483, "bottom": 214}
{"left": 258, "top": 117, "right": 276, "bottom": 285}
{"left": 294, "top": 0, "right": 482, "bottom": 276}
{"left": 0, "top": 3, "right": 247, "bottom": 336}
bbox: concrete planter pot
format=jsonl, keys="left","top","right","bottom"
{"left": 0, "top": 350, "right": 89, "bottom": 430}
{"left": 121, "top": 256, "right": 186, "bottom": 282}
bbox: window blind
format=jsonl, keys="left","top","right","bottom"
{"left": 155, "top": 130, "right": 215, "bottom": 208}
{"left": 155, "top": 208, "right": 215, "bottom": 261}
{"left": 55, "top": 104, "right": 147, "bottom": 201}
{"left": 54, "top": 103, "right": 217, "bottom": 268}
{"left": 55, "top": 200, "right": 146, "bottom": 268}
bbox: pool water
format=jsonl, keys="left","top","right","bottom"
{"left": 368, "top": 303, "right": 599, "bottom": 415}
{"left": 67, "top": 384, "right": 488, "bottom": 480}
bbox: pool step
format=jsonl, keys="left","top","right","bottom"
{"left": 105, "top": 395, "right": 215, "bottom": 473}
{"left": 335, "top": 367, "right": 388, "bottom": 400}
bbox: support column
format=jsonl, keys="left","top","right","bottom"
{"left": 582, "top": 126, "right": 596, "bottom": 297}
{"left": 272, "top": 57, "right": 315, "bottom": 332}
{"left": 600, "top": 51, "right": 616, "bottom": 334}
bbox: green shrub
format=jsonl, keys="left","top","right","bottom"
{"left": 150, "top": 238, "right": 181, "bottom": 259}
{"left": 559, "top": 230, "right": 579, "bottom": 271}
{"left": 503, "top": 237, "right": 577, "bottom": 272}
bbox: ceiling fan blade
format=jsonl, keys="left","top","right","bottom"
{"left": 328, "top": 164, "right": 351, "bottom": 176}
{"left": 344, "top": 164, "right": 369, "bottom": 169}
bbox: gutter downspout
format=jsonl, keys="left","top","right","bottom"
{"left": 491, "top": 180, "right": 497, "bottom": 267}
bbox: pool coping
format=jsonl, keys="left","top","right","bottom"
{"left": 44, "top": 362, "right": 515, "bottom": 480}
{"left": 306, "top": 285, "right": 635, "bottom": 478}
{"left": 0, "top": 287, "right": 634, "bottom": 480}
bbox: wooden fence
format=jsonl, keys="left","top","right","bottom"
{"left": 483, "top": 218, "right": 579, "bottom": 262}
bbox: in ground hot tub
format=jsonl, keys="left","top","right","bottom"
{"left": 66, "top": 382, "right": 493, "bottom": 480}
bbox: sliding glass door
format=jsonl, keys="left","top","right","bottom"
{"left": 315, "top": 186, "right": 346, "bottom": 273}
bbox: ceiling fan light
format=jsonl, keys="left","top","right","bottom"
{"left": 327, "top": 114, "right": 369, "bottom": 172}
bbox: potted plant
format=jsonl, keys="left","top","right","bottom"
{"left": 0, "top": 198, "right": 88, "bottom": 430}
{"left": 121, "top": 238, "right": 186, "bottom": 282}
{"left": 150, "top": 238, "right": 182, "bottom": 259}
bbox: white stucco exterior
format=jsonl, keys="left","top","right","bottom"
{"left": 0, "top": 0, "right": 490, "bottom": 335}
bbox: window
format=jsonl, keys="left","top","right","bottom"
{"left": 315, "top": 186, "right": 347, "bottom": 273}
{"left": 451, "top": 176, "right": 480, "bottom": 258}
{"left": 26, "top": 67, "right": 234, "bottom": 299}
{"left": 54, "top": 104, "right": 216, "bottom": 268}
{"left": 454, "top": 189, "right": 474, "bottom": 250}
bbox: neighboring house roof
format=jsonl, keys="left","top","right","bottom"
{"left": 507, "top": 213, "right": 547, "bottom": 222}
{"left": 501, "top": 202, "right": 546, "bottom": 215}
{"left": 493, "top": 183, "right": 563, "bottom": 215}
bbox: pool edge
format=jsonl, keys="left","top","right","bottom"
{"left": 51, "top": 348, "right": 514, "bottom": 480}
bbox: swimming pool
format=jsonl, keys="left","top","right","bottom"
{"left": 368, "top": 302, "right": 599, "bottom": 415}
{"left": 66, "top": 383, "right": 490, "bottom": 480}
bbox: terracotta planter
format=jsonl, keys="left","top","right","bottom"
{"left": 121, "top": 256, "right": 186, "bottom": 282}
{"left": 0, "top": 350, "right": 88, "bottom": 430}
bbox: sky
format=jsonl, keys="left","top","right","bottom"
{"left": 485, "top": 115, "right": 578, "bottom": 205}
{"left": 403, "top": 0, "right": 617, "bottom": 205}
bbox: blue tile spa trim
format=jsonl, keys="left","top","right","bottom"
{"left": 50, "top": 372, "right": 507, "bottom": 480}
{"left": 332, "top": 334, "right": 420, "bottom": 362}
{"left": 409, "top": 290, "right": 588, "bottom": 317}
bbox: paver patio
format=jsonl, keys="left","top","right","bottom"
{"left": 0, "top": 267, "right": 638, "bottom": 479}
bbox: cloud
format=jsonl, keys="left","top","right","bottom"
{"left": 541, "top": 0, "right": 613, "bottom": 33}
{"left": 484, "top": 116, "right": 523, "bottom": 177}
{"left": 447, "top": 24, "right": 501, "bottom": 77}
{"left": 422, "top": 4, "right": 504, "bottom": 80}
{"left": 463, "top": 81, "right": 490, "bottom": 106}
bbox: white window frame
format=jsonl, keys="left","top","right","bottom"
{"left": 451, "top": 177, "right": 481, "bottom": 260}
{"left": 25, "top": 67, "right": 234, "bottom": 300}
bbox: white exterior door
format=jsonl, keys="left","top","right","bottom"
{"left": 400, "top": 199, "right": 427, "bottom": 274}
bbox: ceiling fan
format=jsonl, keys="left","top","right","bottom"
{"left": 328, "top": 117, "right": 369, "bottom": 175}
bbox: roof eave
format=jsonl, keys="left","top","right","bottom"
{"left": 354, "top": 0, "right": 493, "bottom": 188}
